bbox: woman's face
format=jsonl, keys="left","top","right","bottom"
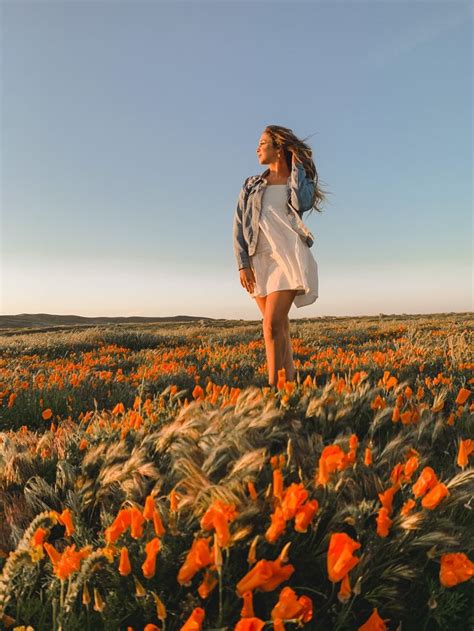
{"left": 256, "top": 132, "right": 279, "bottom": 164}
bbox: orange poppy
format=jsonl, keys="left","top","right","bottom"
{"left": 143, "top": 495, "right": 156, "bottom": 520}
{"left": 412, "top": 467, "right": 438, "bottom": 498}
{"left": 180, "top": 607, "right": 205, "bottom": 631}
{"left": 152, "top": 511, "right": 166, "bottom": 536}
{"left": 130, "top": 507, "right": 145, "bottom": 539}
{"left": 280, "top": 483, "right": 308, "bottom": 520}
{"left": 439, "top": 552, "right": 474, "bottom": 587}
{"left": 197, "top": 568, "right": 218, "bottom": 599}
{"left": 316, "top": 445, "right": 347, "bottom": 486}
{"left": 376, "top": 508, "right": 393, "bottom": 538}
{"left": 421, "top": 483, "right": 449, "bottom": 510}
{"left": 31, "top": 526, "right": 47, "bottom": 548}
{"left": 404, "top": 455, "right": 419, "bottom": 480}
{"left": 364, "top": 448, "right": 372, "bottom": 466}
{"left": 105, "top": 509, "right": 132, "bottom": 544}
{"left": 118, "top": 546, "right": 132, "bottom": 576}
{"left": 327, "top": 532, "right": 361, "bottom": 583}
{"left": 56, "top": 508, "right": 75, "bottom": 537}
{"left": 44, "top": 542, "right": 91, "bottom": 580}
{"left": 454, "top": 387, "right": 471, "bottom": 405}
{"left": 400, "top": 498, "right": 416, "bottom": 516}
{"left": 177, "top": 537, "right": 213, "bottom": 585}
{"left": 271, "top": 585, "right": 313, "bottom": 622}
{"left": 457, "top": 439, "right": 474, "bottom": 469}
{"left": 378, "top": 485, "right": 399, "bottom": 515}
{"left": 390, "top": 463, "right": 404, "bottom": 486}
{"left": 265, "top": 507, "right": 286, "bottom": 543}
{"left": 357, "top": 607, "right": 388, "bottom": 630}
{"left": 294, "top": 499, "right": 319, "bottom": 533}
{"left": 142, "top": 537, "right": 161, "bottom": 579}
{"left": 236, "top": 557, "right": 295, "bottom": 596}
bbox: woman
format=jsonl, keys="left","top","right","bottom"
{"left": 233, "top": 125, "right": 326, "bottom": 388}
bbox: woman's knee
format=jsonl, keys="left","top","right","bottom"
{"left": 263, "top": 315, "right": 287, "bottom": 338}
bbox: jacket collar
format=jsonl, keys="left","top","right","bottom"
{"left": 254, "top": 168, "right": 291, "bottom": 186}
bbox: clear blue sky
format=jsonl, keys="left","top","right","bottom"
{"left": 1, "top": 1, "right": 472, "bottom": 319}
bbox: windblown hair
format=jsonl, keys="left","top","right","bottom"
{"left": 263, "top": 124, "right": 329, "bottom": 214}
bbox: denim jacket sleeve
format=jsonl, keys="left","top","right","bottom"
{"left": 233, "top": 177, "right": 250, "bottom": 270}
{"left": 289, "top": 159, "right": 315, "bottom": 217}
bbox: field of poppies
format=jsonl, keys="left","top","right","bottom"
{"left": 0, "top": 313, "right": 472, "bottom": 631}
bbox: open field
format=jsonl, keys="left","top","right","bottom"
{"left": 0, "top": 313, "right": 472, "bottom": 630}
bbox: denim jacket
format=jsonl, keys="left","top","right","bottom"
{"left": 233, "top": 159, "right": 316, "bottom": 270}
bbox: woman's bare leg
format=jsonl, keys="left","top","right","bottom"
{"left": 263, "top": 290, "right": 297, "bottom": 386}
{"left": 282, "top": 317, "right": 296, "bottom": 381}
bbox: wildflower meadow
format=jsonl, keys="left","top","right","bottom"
{"left": 0, "top": 313, "right": 472, "bottom": 631}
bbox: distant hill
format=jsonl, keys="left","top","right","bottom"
{"left": 0, "top": 313, "right": 218, "bottom": 331}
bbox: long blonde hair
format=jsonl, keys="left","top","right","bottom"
{"left": 263, "top": 124, "right": 329, "bottom": 214}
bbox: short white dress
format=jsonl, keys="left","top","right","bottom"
{"left": 249, "top": 185, "right": 319, "bottom": 308}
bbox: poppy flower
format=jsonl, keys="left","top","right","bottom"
{"left": 142, "top": 537, "right": 161, "bottom": 578}
{"left": 439, "top": 552, "right": 474, "bottom": 587}
{"left": 29, "top": 527, "right": 47, "bottom": 561}
{"left": 316, "top": 445, "right": 347, "bottom": 486}
{"left": 421, "top": 483, "right": 449, "bottom": 510}
{"left": 404, "top": 455, "right": 419, "bottom": 480}
{"left": 400, "top": 498, "right": 416, "bottom": 516}
{"left": 152, "top": 511, "right": 166, "bottom": 536}
{"left": 55, "top": 508, "right": 75, "bottom": 536}
{"left": 454, "top": 387, "right": 471, "bottom": 405}
{"left": 265, "top": 507, "right": 286, "bottom": 543}
{"left": 327, "top": 532, "right": 361, "bottom": 583}
{"left": 44, "top": 542, "right": 91, "bottom": 580}
{"left": 143, "top": 495, "right": 156, "bottom": 520}
{"left": 457, "top": 439, "right": 474, "bottom": 469}
{"left": 378, "top": 485, "right": 399, "bottom": 515}
{"left": 180, "top": 607, "right": 205, "bottom": 631}
{"left": 130, "top": 507, "right": 145, "bottom": 539}
{"left": 177, "top": 537, "right": 213, "bottom": 585}
{"left": 271, "top": 586, "right": 313, "bottom": 622}
{"left": 197, "top": 568, "right": 218, "bottom": 599}
{"left": 357, "top": 607, "right": 388, "bottom": 630}
{"left": 105, "top": 509, "right": 132, "bottom": 544}
{"left": 390, "top": 463, "right": 404, "bottom": 486}
{"left": 280, "top": 483, "right": 308, "bottom": 520}
{"left": 200, "top": 499, "right": 238, "bottom": 548}
{"left": 412, "top": 467, "right": 438, "bottom": 498}
{"left": 294, "top": 499, "right": 319, "bottom": 533}
{"left": 236, "top": 557, "right": 295, "bottom": 596}
{"left": 118, "top": 546, "right": 132, "bottom": 576}
{"left": 376, "top": 508, "right": 393, "bottom": 538}
{"left": 364, "top": 448, "right": 372, "bottom": 466}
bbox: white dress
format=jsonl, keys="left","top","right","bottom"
{"left": 249, "top": 184, "right": 319, "bottom": 308}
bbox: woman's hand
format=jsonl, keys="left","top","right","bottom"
{"left": 239, "top": 267, "right": 256, "bottom": 294}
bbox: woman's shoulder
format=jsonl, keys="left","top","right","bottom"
{"left": 243, "top": 174, "right": 263, "bottom": 190}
